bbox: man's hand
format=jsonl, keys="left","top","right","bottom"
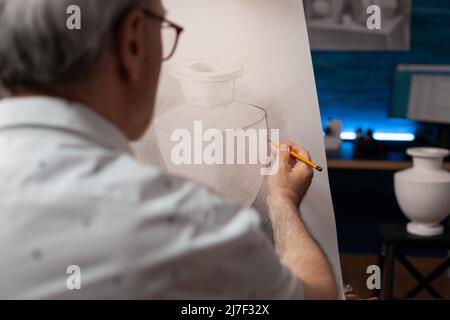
{"left": 267, "top": 141, "right": 314, "bottom": 208}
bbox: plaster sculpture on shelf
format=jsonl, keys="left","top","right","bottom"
{"left": 304, "top": 0, "right": 411, "bottom": 51}
{"left": 308, "top": 0, "right": 345, "bottom": 24}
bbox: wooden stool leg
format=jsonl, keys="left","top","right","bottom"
{"left": 372, "top": 244, "right": 386, "bottom": 298}
{"left": 384, "top": 245, "right": 396, "bottom": 300}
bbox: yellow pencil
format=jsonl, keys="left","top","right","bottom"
{"left": 272, "top": 142, "right": 323, "bottom": 172}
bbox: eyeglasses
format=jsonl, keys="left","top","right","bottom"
{"left": 142, "top": 9, "right": 184, "bottom": 61}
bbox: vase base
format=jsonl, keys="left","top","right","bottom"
{"left": 407, "top": 222, "right": 444, "bottom": 237}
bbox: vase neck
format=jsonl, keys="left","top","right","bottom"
{"left": 413, "top": 157, "right": 443, "bottom": 171}
{"left": 179, "top": 80, "right": 235, "bottom": 108}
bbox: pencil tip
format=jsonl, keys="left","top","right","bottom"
{"left": 316, "top": 166, "right": 323, "bottom": 172}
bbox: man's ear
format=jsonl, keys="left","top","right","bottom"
{"left": 115, "top": 10, "right": 147, "bottom": 83}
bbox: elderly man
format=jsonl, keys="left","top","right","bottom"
{"left": 0, "top": 0, "right": 336, "bottom": 299}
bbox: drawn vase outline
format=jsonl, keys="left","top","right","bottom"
{"left": 154, "top": 59, "right": 268, "bottom": 206}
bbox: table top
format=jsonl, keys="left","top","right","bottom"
{"left": 326, "top": 142, "right": 450, "bottom": 171}
{"left": 379, "top": 224, "right": 450, "bottom": 248}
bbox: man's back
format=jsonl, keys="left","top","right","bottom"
{"left": 0, "top": 97, "right": 303, "bottom": 299}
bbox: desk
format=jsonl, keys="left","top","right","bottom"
{"left": 328, "top": 159, "right": 450, "bottom": 171}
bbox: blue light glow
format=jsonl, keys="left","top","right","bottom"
{"left": 340, "top": 132, "right": 357, "bottom": 140}
{"left": 373, "top": 133, "right": 415, "bottom": 142}
{"left": 340, "top": 132, "right": 416, "bottom": 142}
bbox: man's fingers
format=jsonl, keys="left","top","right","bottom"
{"left": 297, "top": 148, "right": 311, "bottom": 161}
{"left": 292, "top": 161, "right": 314, "bottom": 181}
{"left": 280, "top": 140, "right": 312, "bottom": 161}
{"left": 281, "top": 141, "right": 314, "bottom": 178}
{"left": 295, "top": 148, "right": 311, "bottom": 162}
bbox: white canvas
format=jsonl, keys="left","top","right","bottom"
{"left": 132, "top": 0, "right": 344, "bottom": 297}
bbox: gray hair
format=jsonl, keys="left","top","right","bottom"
{"left": 0, "top": 0, "right": 147, "bottom": 91}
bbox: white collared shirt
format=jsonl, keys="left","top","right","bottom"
{"left": 0, "top": 97, "right": 303, "bottom": 300}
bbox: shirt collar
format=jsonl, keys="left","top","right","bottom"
{"left": 0, "top": 96, "right": 132, "bottom": 153}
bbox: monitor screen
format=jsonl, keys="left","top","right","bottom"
{"left": 390, "top": 64, "right": 450, "bottom": 124}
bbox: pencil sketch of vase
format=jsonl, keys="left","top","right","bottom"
{"left": 154, "top": 59, "right": 268, "bottom": 206}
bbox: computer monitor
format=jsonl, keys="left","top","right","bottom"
{"left": 390, "top": 64, "right": 450, "bottom": 125}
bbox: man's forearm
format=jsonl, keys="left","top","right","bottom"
{"left": 267, "top": 195, "right": 337, "bottom": 300}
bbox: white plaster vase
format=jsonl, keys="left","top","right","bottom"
{"left": 154, "top": 59, "right": 268, "bottom": 206}
{"left": 394, "top": 148, "right": 450, "bottom": 236}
